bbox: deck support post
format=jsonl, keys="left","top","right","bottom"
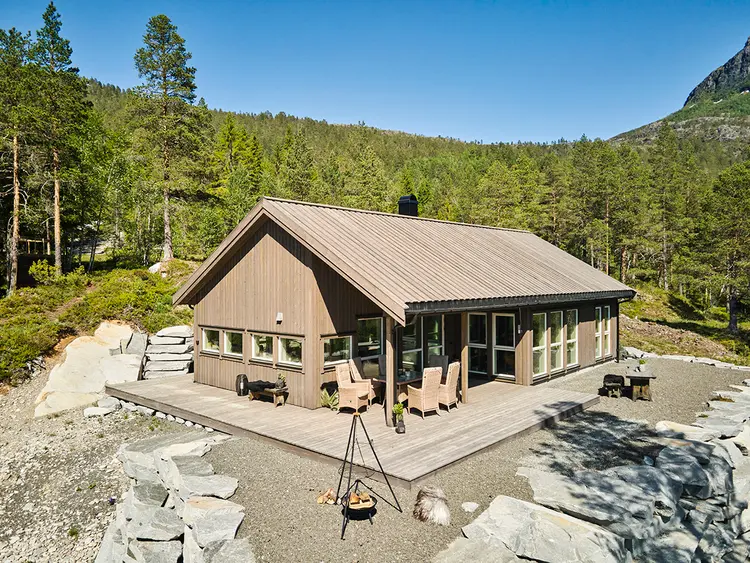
{"left": 460, "top": 311, "right": 469, "bottom": 404}
{"left": 385, "top": 315, "right": 396, "bottom": 427}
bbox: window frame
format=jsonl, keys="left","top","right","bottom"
{"left": 277, "top": 335, "right": 304, "bottom": 368}
{"left": 201, "top": 327, "right": 220, "bottom": 355}
{"left": 468, "top": 313, "right": 488, "bottom": 375}
{"left": 223, "top": 330, "right": 244, "bottom": 358}
{"left": 323, "top": 334, "right": 353, "bottom": 366}
{"left": 565, "top": 309, "right": 579, "bottom": 367}
{"left": 532, "top": 312, "right": 547, "bottom": 379}
{"left": 595, "top": 306, "right": 603, "bottom": 360}
{"left": 424, "top": 314, "right": 445, "bottom": 360}
{"left": 250, "top": 333, "right": 274, "bottom": 363}
{"left": 549, "top": 310, "right": 564, "bottom": 373}
{"left": 401, "top": 317, "right": 423, "bottom": 373}
{"left": 357, "top": 317, "right": 384, "bottom": 361}
{"left": 492, "top": 312, "right": 516, "bottom": 379}
{"left": 603, "top": 305, "right": 611, "bottom": 357}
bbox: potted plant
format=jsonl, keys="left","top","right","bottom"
{"left": 393, "top": 402, "right": 405, "bottom": 434}
{"left": 275, "top": 372, "right": 287, "bottom": 390}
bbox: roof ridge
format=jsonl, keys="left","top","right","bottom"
{"left": 261, "top": 196, "right": 532, "bottom": 233}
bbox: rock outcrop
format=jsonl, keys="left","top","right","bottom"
{"left": 685, "top": 37, "right": 750, "bottom": 106}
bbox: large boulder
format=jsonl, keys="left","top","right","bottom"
{"left": 34, "top": 321, "right": 142, "bottom": 417}
{"left": 656, "top": 446, "right": 711, "bottom": 498}
{"left": 461, "top": 495, "right": 630, "bottom": 563}
{"left": 517, "top": 467, "right": 661, "bottom": 540}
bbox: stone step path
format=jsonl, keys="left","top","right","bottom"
{"left": 142, "top": 326, "right": 194, "bottom": 380}
{"left": 95, "top": 431, "right": 255, "bottom": 562}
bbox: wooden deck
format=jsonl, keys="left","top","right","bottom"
{"left": 106, "top": 376, "right": 599, "bottom": 488}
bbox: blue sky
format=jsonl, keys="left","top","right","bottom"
{"left": 3, "top": 0, "right": 750, "bottom": 142}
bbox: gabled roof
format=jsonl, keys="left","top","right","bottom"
{"left": 173, "top": 197, "right": 636, "bottom": 325}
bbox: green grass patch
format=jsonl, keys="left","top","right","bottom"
{"left": 0, "top": 260, "right": 194, "bottom": 384}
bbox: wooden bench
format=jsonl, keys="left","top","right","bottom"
{"left": 249, "top": 387, "right": 288, "bottom": 407}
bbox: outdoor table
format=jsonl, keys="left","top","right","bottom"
{"left": 627, "top": 372, "right": 656, "bottom": 401}
{"left": 373, "top": 371, "right": 422, "bottom": 403}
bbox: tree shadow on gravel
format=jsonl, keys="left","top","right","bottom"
{"left": 524, "top": 402, "right": 662, "bottom": 477}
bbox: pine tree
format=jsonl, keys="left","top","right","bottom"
{"left": 33, "top": 1, "right": 88, "bottom": 274}
{"left": 0, "top": 27, "right": 33, "bottom": 293}
{"left": 133, "top": 14, "right": 200, "bottom": 262}
{"left": 213, "top": 114, "right": 251, "bottom": 180}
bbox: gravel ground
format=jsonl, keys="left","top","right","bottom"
{"left": 207, "top": 357, "right": 750, "bottom": 563}
{"left": 1, "top": 357, "right": 744, "bottom": 562}
{"left": 0, "top": 370, "right": 185, "bottom": 563}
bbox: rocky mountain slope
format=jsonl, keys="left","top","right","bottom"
{"left": 614, "top": 36, "right": 750, "bottom": 145}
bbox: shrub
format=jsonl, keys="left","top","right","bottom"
{"left": 28, "top": 260, "right": 57, "bottom": 286}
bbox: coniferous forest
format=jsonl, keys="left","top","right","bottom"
{"left": 3, "top": 4, "right": 750, "bottom": 331}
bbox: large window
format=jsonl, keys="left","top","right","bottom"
{"left": 402, "top": 319, "right": 422, "bottom": 372}
{"left": 357, "top": 318, "right": 383, "bottom": 358}
{"left": 202, "top": 328, "right": 220, "bottom": 353}
{"left": 532, "top": 313, "right": 547, "bottom": 378}
{"left": 549, "top": 311, "right": 563, "bottom": 373}
{"left": 323, "top": 335, "right": 352, "bottom": 365}
{"left": 357, "top": 317, "right": 383, "bottom": 378}
{"left": 224, "top": 331, "right": 243, "bottom": 357}
{"left": 603, "top": 306, "right": 611, "bottom": 356}
{"left": 595, "top": 307, "right": 603, "bottom": 359}
{"left": 566, "top": 309, "right": 578, "bottom": 366}
{"left": 252, "top": 334, "right": 273, "bottom": 362}
{"left": 468, "top": 313, "right": 487, "bottom": 375}
{"left": 424, "top": 315, "right": 444, "bottom": 359}
{"left": 493, "top": 313, "right": 515, "bottom": 378}
{"left": 278, "top": 337, "right": 303, "bottom": 367}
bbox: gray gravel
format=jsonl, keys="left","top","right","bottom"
{"left": 207, "top": 358, "right": 749, "bottom": 562}
{"left": 0, "top": 371, "right": 184, "bottom": 563}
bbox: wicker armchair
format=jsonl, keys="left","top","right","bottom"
{"left": 439, "top": 361, "right": 460, "bottom": 413}
{"left": 349, "top": 357, "right": 381, "bottom": 404}
{"left": 335, "top": 363, "right": 369, "bottom": 413}
{"left": 407, "top": 367, "right": 442, "bottom": 419}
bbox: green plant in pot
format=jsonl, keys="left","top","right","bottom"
{"left": 275, "top": 372, "right": 286, "bottom": 390}
{"left": 393, "top": 402, "right": 405, "bottom": 434}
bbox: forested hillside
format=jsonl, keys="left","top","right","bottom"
{"left": 3, "top": 3, "right": 750, "bottom": 333}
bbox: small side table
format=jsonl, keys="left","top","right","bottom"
{"left": 628, "top": 373, "right": 656, "bottom": 401}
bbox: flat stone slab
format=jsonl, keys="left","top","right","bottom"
{"left": 156, "top": 325, "right": 194, "bottom": 339}
{"left": 692, "top": 416, "right": 743, "bottom": 438}
{"left": 178, "top": 474, "right": 238, "bottom": 501}
{"left": 183, "top": 497, "right": 245, "bottom": 527}
{"left": 193, "top": 511, "right": 245, "bottom": 547}
{"left": 145, "top": 360, "right": 192, "bottom": 372}
{"left": 462, "top": 495, "right": 629, "bottom": 563}
{"left": 144, "top": 369, "right": 190, "bottom": 379}
{"left": 127, "top": 507, "right": 183, "bottom": 541}
{"left": 129, "top": 539, "right": 181, "bottom": 563}
{"left": 158, "top": 455, "right": 214, "bottom": 491}
{"left": 147, "top": 343, "right": 194, "bottom": 355}
{"left": 149, "top": 336, "right": 186, "bottom": 345}
{"left": 145, "top": 353, "right": 193, "bottom": 362}
{"left": 84, "top": 406, "right": 116, "bottom": 417}
{"left": 203, "top": 538, "right": 256, "bottom": 563}
{"left": 656, "top": 420, "right": 720, "bottom": 442}
{"left": 662, "top": 354, "right": 696, "bottom": 362}
{"left": 125, "top": 332, "right": 148, "bottom": 356}
{"left": 656, "top": 446, "right": 711, "bottom": 498}
{"left": 434, "top": 537, "right": 521, "bottom": 562}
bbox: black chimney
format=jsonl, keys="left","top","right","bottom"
{"left": 398, "top": 194, "right": 418, "bottom": 217}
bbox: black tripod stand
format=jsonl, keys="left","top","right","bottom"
{"left": 335, "top": 412, "right": 402, "bottom": 539}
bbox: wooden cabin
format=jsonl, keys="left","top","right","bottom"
{"left": 173, "top": 197, "right": 635, "bottom": 424}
